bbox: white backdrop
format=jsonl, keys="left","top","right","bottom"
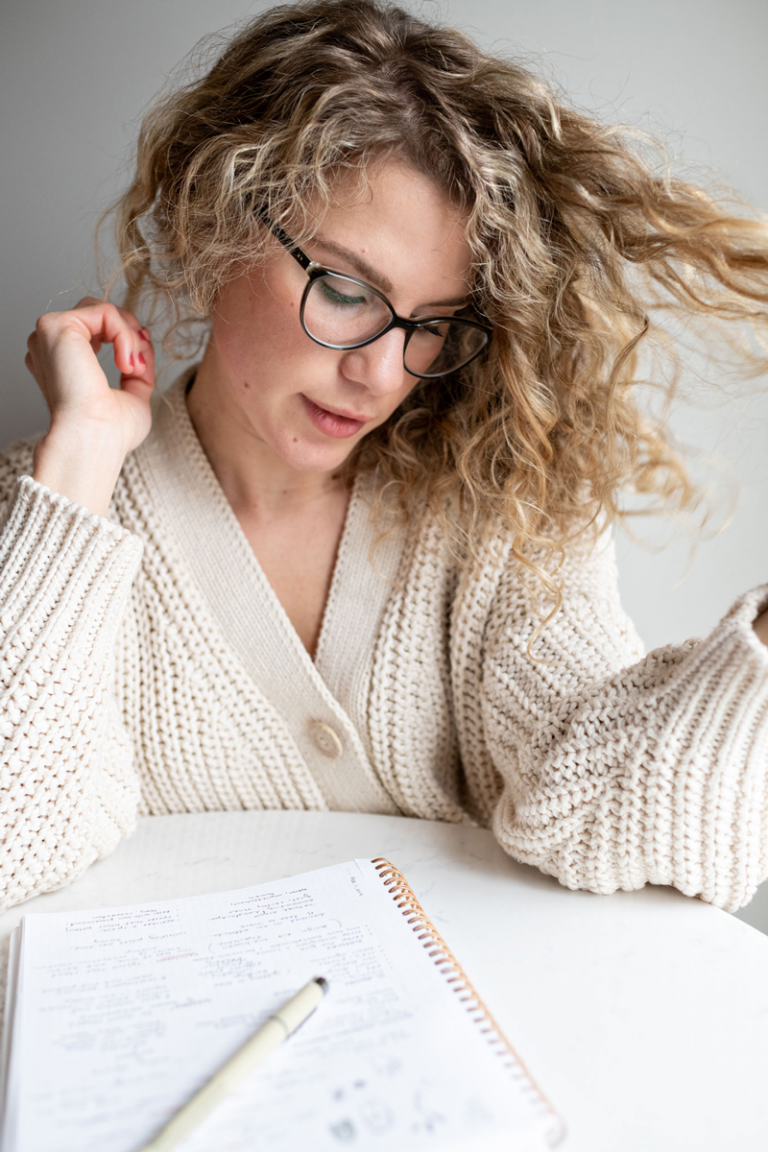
{"left": 2, "top": 0, "right": 768, "bottom": 928}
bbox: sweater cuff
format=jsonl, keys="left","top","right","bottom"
{"left": 719, "top": 581, "right": 768, "bottom": 645}
{"left": 0, "top": 476, "right": 143, "bottom": 655}
{"left": 646, "top": 585, "right": 768, "bottom": 910}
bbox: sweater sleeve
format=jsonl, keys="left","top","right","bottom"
{"left": 0, "top": 471, "right": 143, "bottom": 909}
{"left": 483, "top": 533, "right": 768, "bottom": 911}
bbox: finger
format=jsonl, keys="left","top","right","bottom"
{"left": 113, "top": 326, "right": 139, "bottom": 378}
{"left": 74, "top": 296, "right": 148, "bottom": 340}
{"left": 33, "top": 301, "right": 151, "bottom": 386}
{"left": 75, "top": 295, "right": 108, "bottom": 354}
{"left": 78, "top": 301, "right": 151, "bottom": 374}
{"left": 133, "top": 323, "right": 154, "bottom": 378}
{"left": 120, "top": 374, "right": 155, "bottom": 407}
{"left": 53, "top": 302, "right": 139, "bottom": 375}
{"left": 119, "top": 336, "right": 155, "bottom": 395}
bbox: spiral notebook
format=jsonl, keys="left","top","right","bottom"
{"left": 0, "top": 858, "right": 564, "bottom": 1152}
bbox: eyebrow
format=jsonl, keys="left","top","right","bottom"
{"left": 310, "top": 236, "right": 469, "bottom": 310}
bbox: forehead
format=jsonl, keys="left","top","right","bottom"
{"left": 309, "top": 159, "right": 473, "bottom": 302}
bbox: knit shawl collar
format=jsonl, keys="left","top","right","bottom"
{"left": 133, "top": 374, "right": 403, "bottom": 814}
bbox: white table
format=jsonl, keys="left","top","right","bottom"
{"left": 1, "top": 811, "right": 766, "bottom": 1151}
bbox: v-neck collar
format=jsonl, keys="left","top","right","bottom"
{"left": 134, "top": 374, "right": 403, "bottom": 814}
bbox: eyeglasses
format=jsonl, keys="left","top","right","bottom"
{"left": 256, "top": 208, "right": 492, "bottom": 379}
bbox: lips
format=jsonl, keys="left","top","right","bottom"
{"left": 304, "top": 396, "right": 373, "bottom": 423}
{"left": 300, "top": 394, "right": 373, "bottom": 439}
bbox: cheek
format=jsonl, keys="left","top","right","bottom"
{"left": 393, "top": 372, "right": 422, "bottom": 407}
{"left": 365, "top": 379, "right": 420, "bottom": 434}
{"left": 212, "top": 272, "right": 305, "bottom": 376}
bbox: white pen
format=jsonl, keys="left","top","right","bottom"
{"left": 140, "top": 976, "right": 329, "bottom": 1152}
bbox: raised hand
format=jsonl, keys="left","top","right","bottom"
{"left": 26, "top": 296, "right": 155, "bottom": 515}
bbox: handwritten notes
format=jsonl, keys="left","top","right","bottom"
{"left": 0, "top": 859, "right": 555, "bottom": 1152}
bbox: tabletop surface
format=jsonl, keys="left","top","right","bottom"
{"left": 1, "top": 810, "right": 766, "bottom": 1152}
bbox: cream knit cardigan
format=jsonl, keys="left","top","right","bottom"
{"left": 2, "top": 378, "right": 768, "bottom": 913}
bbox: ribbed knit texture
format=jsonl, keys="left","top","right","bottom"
{"left": 2, "top": 378, "right": 768, "bottom": 912}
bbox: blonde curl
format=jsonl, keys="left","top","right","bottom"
{"left": 106, "top": 0, "right": 768, "bottom": 600}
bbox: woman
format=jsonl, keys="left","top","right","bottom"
{"left": 3, "top": 0, "right": 768, "bottom": 913}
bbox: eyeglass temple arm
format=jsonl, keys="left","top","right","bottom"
{"left": 255, "top": 206, "right": 312, "bottom": 272}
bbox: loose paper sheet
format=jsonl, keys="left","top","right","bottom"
{"left": 0, "top": 859, "right": 555, "bottom": 1152}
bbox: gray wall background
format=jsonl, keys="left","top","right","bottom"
{"left": 2, "top": 0, "right": 768, "bottom": 930}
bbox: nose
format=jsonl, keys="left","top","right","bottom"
{"left": 340, "top": 328, "right": 410, "bottom": 397}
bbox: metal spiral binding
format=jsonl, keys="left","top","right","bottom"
{"left": 371, "top": 857, "right": 563, "bottom": 1141}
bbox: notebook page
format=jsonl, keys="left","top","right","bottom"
{"left": 3, "top": 859, "right": 557, "bottom": 1152}
{"left": 0, "top": 928, "right": 22, "bottom": 1149}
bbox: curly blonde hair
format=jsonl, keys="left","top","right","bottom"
{"left": 110, "top": 0, "right": 768, "bottom": 584}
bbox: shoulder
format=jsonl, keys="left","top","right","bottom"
{"left": 385, "top": 500, "right": 623, "bottom": 620}
{"left": 451, "top": 514, "right": 644, "bottom": 655}
{"left": 454, "top": 512, "right": 620, "bottom": 597}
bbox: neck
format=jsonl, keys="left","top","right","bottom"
{"left": 186, "top": 355, "right": 345, "bottom": 522}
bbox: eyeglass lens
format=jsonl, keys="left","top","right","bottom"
{"left": 302, "top": 272, "right": 487, "bottom": 377}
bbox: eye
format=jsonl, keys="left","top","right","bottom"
{"left": 318, "top": 277, "right": 368, "bottom": 306}
{"left": 414, "top": 320, "right": 450, "bottom": 340}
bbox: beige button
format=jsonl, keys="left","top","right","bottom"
{"left": 310, "top": 720, "right": 343, "bottom": 759}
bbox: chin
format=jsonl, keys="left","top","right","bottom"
{"left": 275, "top": 432, "right": 358, "bottom": 473}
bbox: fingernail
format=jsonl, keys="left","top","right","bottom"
{"left": 139, "top": 327, "right": 151, "bottom": 341}
{"left": 138, "top": 352, "right": 146, "bottom": 367}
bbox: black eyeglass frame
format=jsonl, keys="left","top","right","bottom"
{"left": 256, "top": 208, "right": 493, "bottom": 379}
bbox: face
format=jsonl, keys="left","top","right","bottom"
{"left": 198, "top": 158, "right": 473, "bottom": 476}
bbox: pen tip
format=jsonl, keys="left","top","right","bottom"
{"left": 314, "top": 976, "right": 329, "bottom": 995}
